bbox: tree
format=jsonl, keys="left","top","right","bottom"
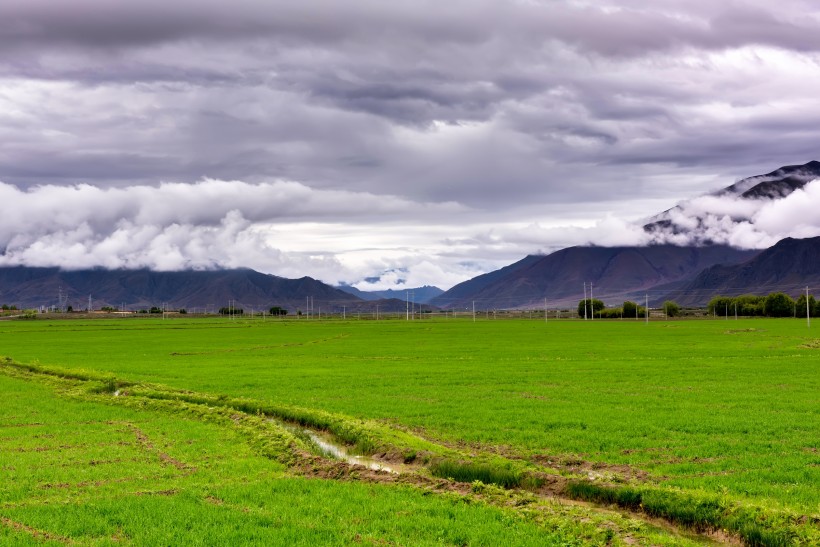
{"left": 577, "top": 298, "right": 604, "bottom": 318}
{"left": 763, "top": 292, "right": 794, "bottom": 317}
{"left": 599, "top": 307, "right": 622, "bottom": 319}
{"left": 219, "top": 307, "right": 244, "bottom": 315}
{"left": 795, "top": 294, "right": 817, "bottom": 318}
{"left": 734, "top": 294, "right": 765, "bottom": 317}
{"left": 663, "top": 300, "right": 680, "bottom": 317}
{"left": 622, "top": 301, "right": 638, "bottom": 318}
{"left": 269, "top": 306, "right": 288, "bottom": 316}
{"left": 707, "top": 296, "right": 734, "bottom": 316}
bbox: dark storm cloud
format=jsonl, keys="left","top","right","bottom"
{"left": 5, "top": 1, "right": 820, "bottom": 55}
{"left": 2, "top": 0, "right": 820, "bottom": 285}
{"left": 0, "top": 1, "right": 489, "bottom": 50}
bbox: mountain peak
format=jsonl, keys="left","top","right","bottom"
{"left": 720, "top": 159, "right": 820, "bottom": 199}
{"left": 644, "top": 160, "right": 820, "bottom": 242}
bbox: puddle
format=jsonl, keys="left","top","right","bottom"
{"left": 304, "top": 430, "right": 398, "bottom": 474}
{"left": 267, "top": 417, "right": 400, "bottom": 474}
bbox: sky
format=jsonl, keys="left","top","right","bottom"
{"left": 2, "top": 0, "right": 820, "bottom": 290}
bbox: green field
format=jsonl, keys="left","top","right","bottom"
{"left": 1, "top": 316, "right": 818, "bottom": 545}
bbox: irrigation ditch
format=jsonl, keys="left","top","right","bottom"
{"left": 1, "top": 357, "right": 816, "bottom": 546}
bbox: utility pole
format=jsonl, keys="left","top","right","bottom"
{"left": 472, "top": 301, "right": 476, "bottom": 322}
{"left": 583, "top": 282, "right": 588, "bottom": 320}
{"left": 806, "top": 286, "right": 812, "bottom": 328}
{"left": 544, "top": 298, "right": 548, "bottom": 323}
{"left": 590, "top": 282, "right": 594, "bottom": 321}
{"left": 645, "top": 294, "right": 649, "bottom": 324}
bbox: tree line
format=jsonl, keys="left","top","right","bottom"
{"left": 217, "top": 306, "right": 288, "bottom": 316}
{"left": 575, "top": 292, "right": 817, "bottom": 319}
{"left": 577, "top": 299, "right": 681, "bottom": 319}
{"left": 708, "top": 293, "right": 818, "bottom": 317}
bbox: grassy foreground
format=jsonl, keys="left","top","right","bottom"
{"left": 1, "top": 315, "right": 818, "bottom": 544}
{"left": 1, "top": 368, "right": 632, "bottom": 546}
{"left": 1, "top": 358, "right": 708, "bottom": 546}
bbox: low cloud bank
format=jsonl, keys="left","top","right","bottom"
{"left": 645, "top": 178, "right": 820, "bottom": 248}
{"left": 1, "top": 176, "right": 820, "bottom": 290}
{"left": 0, "top": 178, "right": 464, "bottom": 280}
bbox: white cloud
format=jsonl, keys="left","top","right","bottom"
{"left": 0, "top": 179, "right": 466, "bottom": 282}
{"left": 647, "top": 178, "right": 820, "bottom": 248}
{"left": 2, "top": 175, "right": 820, "bottom": 289}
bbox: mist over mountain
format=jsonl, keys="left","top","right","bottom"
{"left": 642, "top": 160, "right": 820, "bottom": 248}
{"left": 434, "top": 160, "right": 820, "bottom": 309}
{"left": 2, "top": 161, "right": 819, "bottom": 312}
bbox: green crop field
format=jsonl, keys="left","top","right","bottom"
{"left": 1, "top": 315, "right": 818, "bottom": 545}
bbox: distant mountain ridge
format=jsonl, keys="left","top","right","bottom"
{"left": 336, "top": 285, "right": 444, "bottom": 304}
{"left": 719, "top": 160, "right": 820, "bottom": 199}
{"left": 430, "top": 245, "right": 758, "bottom": 310}
{"left": 664, "top": 237, "right": 820, "bottom": 306}
{"left": 0, "top": 267, "right": 407, "bottom": 313}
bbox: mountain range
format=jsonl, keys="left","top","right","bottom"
{"left": 336, "top": 285, "right": 443, "bottom": 304}
{"left": 663, "top": 236, "right": 820, "bottom": 306}
{"left": 0, "top": 266, "right": 408, "bottom": 314}
{"left": 429, "top": 244, "right": 758, "bottom": 309}
{"left": 432, "top": 160, "right": 820, "bottom": 309}
{"left": 1, "top": 161, "right": 819, "bottom": 312}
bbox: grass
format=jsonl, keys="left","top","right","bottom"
{"left": 0, "top": 370, "right": 600, "bottom": 546}
{"left": 1, "top": 315, "right": 819, "bottom": 543}
{"left": 429, "top": 459, "right": 523, "bottom": 489}
{"left": 564, "top": 481, "right": 810, "bottom": 547}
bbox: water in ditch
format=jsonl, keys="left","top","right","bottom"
{"left": 303, "top": 429, "right": 399, "bottom": 474}
{"left": 268, "top": 417, "right": 402, "bottom": 474}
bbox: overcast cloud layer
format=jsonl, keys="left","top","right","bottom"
{"left": 2, "top": 1, "right": 820, "bottom": 289}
